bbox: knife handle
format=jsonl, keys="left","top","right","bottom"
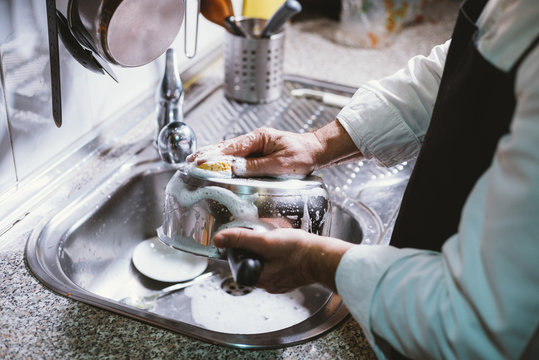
{"left": 46, "top": 0, "right": 62, "bottom": 127}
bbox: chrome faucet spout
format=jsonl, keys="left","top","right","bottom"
{"left": 156, "top": 48, "right": 197, "bottom": 164}
{"left": 157, "top": 48, "right": 184, "bottom": 137}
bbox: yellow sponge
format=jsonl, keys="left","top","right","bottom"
{"left": 197, "top": 160, "right": 232, "bottom": 173}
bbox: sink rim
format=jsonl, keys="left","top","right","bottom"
{"left": 25, "top": 156, "right": 382, "bottom": 349}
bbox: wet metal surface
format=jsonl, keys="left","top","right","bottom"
{"left": 26, "top": 76, "right": 411, "bottom": 348}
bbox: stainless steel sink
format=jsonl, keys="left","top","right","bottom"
{"left": 25, "top": 75, "right": 408, "bottom": 348}
{"left": 26, "top": 155, "right": 383, "bottom": 348}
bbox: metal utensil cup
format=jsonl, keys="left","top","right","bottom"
{"left": 224, "top": 18, "right": 285, "bottom": 103}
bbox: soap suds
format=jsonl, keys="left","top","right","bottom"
{"left": 185, "top": 276, "right": 312, "bottom": 334}
{"left": 167, "top": 179, "right": 259, "bottom": 221}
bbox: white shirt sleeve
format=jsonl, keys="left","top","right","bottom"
{"left": 335, "top": 43, "right": 539, "bottom": 360}
{"left": 336, "top": 40, "right": 450, "bottom": 167}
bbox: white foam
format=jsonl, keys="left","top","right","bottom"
{"left": 230, "top": 157, "right": 247, "bottom": 176}
{"left": 173, "top": 183, "right": 259, "bottom": 221}
{"left": 190, "top": 142, "right": 229, "bottom": 163}
{"left": 300, "top": 193, "right": 312, "bottom": 232}
{"left": 184, "top": 276, "right": 312, "bottom": 334}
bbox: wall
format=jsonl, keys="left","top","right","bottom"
{"left": 0, "top": 0, "right": 231, "bottom": 197}
{"left": 0, "top": 0, "right": 17, "bottom": 195}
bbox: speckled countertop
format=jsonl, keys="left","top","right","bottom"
{"left": 0, "top": 2, "right": 457, "bottom": 359}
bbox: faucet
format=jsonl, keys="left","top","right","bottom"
{"left": 156, "top": 48, "right": 197, "bottom": 164}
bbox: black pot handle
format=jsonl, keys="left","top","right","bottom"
{"left": 227, "top": 248, "right": 264, "bottom": 287}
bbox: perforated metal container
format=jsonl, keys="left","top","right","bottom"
{"left": 224, "top": 18, "right": 285, "bottom": 103}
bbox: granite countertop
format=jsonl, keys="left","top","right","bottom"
{"left": 0, "top": 2, "right": 457, "bottom": 358}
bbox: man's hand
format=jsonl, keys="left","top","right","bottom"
{"left": 213, "top": 228, "right": 353, "bottom": 293}
{"left": 187, "top": 128, "right": 324, "bottom": 177}
{"left": 187, "top": 120, "right": 362, "bottom": 177}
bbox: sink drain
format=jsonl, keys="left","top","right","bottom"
{"left": 221, "top": 277, "right": 254, "bottom": 296}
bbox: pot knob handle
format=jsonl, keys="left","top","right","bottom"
{"left": 227, "top": 248, "right": 263, "bottom": 287}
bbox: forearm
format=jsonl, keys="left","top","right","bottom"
{"left": 312, "top": 120, "right": 363, "bottom": 170}
{"left": 304, "top": 236, "right": 354, "bottom": 292}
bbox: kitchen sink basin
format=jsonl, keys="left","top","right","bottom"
{"left": 26, "top": 156, "right": 383, "bottom": 348}
{"left": 25, "top": 75, "right": 408, "bottom": 348}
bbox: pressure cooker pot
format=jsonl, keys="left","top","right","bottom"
{"left": 157, "top": 167, "right": 332, "bottom": 286}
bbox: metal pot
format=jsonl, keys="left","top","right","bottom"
{"left": 157, "top": 168, "right": 332, "bottom": 285}
{"left": 66, "top": 0, "right": 199, "bottom": 68}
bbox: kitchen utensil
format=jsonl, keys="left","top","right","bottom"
{"left": 221, "top": 0, "right": 248, "bottom": 36}
{"left": 226, "top": 248, "right": 263, "bottom": 287}
{"left": 67, "top": 0, "right": 189, "bottom": 66}
{"left": 47, "top": 0, "right": 197, "bottom": 127}
{"left": 200, "top": 0, "right": 246, "bottom": 37}
{"left": 45, "top": 0, "right": 62, "bottom": 127}
{"left": 260, "top": 0, "right": 302, "bottom": 38}
{"left": 157, "top": 167, "right": 332, "bottom": 286}
{"left": 291, "top": 88, "right": 351, "bottom": 108}
{"left": 216, "top": 221, "right": 270, "bottom": 286}
{"left": 119, "top": 271, "right": 215, "bottom": 310}
{"left": 131, "top": 237, "right": 208, "bottom": 283}
{"left": 242, "top": 0, "right": 286, "bottom": 19}
{"left": 200, "top": 0, "right": 226, "bottom": 28}
{"left": 233, "top": 16, "right": 265, "bottom": 37}
{"left": 224, "top": 18, "right": 285, "bottom": 103}
{"left": 200, "top": 0, "right": 230, "bottom": 28}
{"left": 224, "top": 16, "right": 247, "bottom": 37}
{"left": 56, "top": 9, "right": 119, "bottom": 82}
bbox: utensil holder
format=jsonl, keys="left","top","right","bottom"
{"left": 224, "top": 18, "right": 285, "bottom": 103}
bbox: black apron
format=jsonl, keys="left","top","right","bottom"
{"left": 389, "top": 0, "right": 538, "bottom": 252}
{"left": 385, "top": 0, "right": 538, "bottom": 358}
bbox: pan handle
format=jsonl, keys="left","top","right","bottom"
{"left": 216, "top": 221, "right": 273, "bottom": 286}
{"left": 227, "top": 248, "right": 263, "bottom": 286}
{"left": 184, "top": 0, "right": 200, "bottom": 58}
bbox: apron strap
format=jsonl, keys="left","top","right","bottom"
{"left": 510, "top": 34, "right": 539, "bottom": 74}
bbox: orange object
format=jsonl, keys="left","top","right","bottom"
{"left": 200, "top": 0, "right": 234, "bottom": 28}
{"left": 367, "top": 32, "right": 379, "bottom": 48}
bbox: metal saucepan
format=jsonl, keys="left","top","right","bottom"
{"left": 65, "top": 0, "right": 199, "bottom": 69}
{"left": 157, "top": 167, "right": 332, "bottom": 286}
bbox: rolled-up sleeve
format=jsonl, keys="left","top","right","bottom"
{"left": 337, "top": 40, "right": 450, "bottom": 167}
